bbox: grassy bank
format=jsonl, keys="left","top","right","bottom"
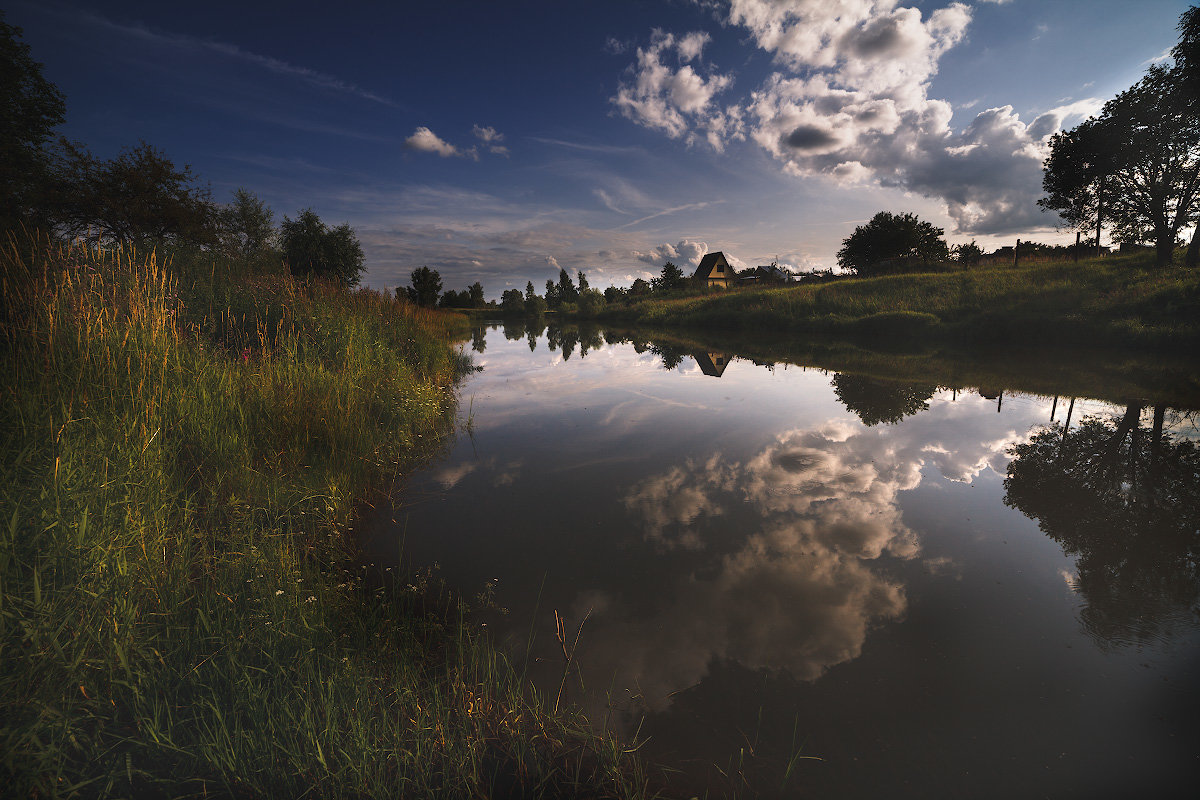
{"left": 0, "top": 237, "right": 650, "bottom": 797}
{"left": 596, "top": 252, "right": 1200, "bottom": 353}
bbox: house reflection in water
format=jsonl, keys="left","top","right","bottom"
{"left": 693, "top": 352, "right": 731, "bottom": 377}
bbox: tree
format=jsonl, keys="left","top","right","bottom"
{"left": 280, "top": 209, "right": 365, "bottom": 285}
{"left": 629, "top": 278, "right": 651, "bottom": 296}
{"left": 603, "top": 286, "right": 626, "bottom": 304}
{"left": 439, "top": 289, "right": 467, "bottom": 308}
{"left": 468, "top": 281, "right": 485, "bottom": 308}
{"left": 1, "top": 13, "right": 66, "bottom": 229}
{"left": 544, "top": 279, "right": 561, "bottom": 309}
{"left": 1175, "top": 5, "right": 1200, "bottom": 266}
{"left": 1004, "top": 406, "right": 1200, "bottom": 648}
{"left": 830, "top": 373, "right": 937, "bottom": 426}
{"left": 1041, "top": 65, "right": 1200, "bottom": 267}
{"left": 576, "top": 288, "right": 606, "bottom": 316}
{"left": 557, "top": 268, "right": 578, "bottom": 304}
{"left": 500, "top": 288, "right": 525, "bottom": 313}
{"left": 836, "top": 212, "right": 949, "bottom": 275}
{"left": 577, "top": 271, "right": 590, "bottom": 292}
{"left": 651, "top": 261, "right": 687, "bottom": 291}
{"left": 407, "top": 266, "right": 442, "bottom": 307}
{"left": 952, "top": 240, "right": 983, "bottom": 266}
{"left": 52, "top": 140, "right": 216, "bottom": 247}
{"left": 217, "top": 188, "right": 276, "bottom": 264}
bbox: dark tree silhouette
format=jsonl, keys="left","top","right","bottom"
{"left": 831, "top": 373, "right": 937, "bottom": 426}
{"left": 216, "top": 188, "right": 276, "bottom": 264}
{"left": 52, "top": 141, "right": 216, "bottom": 247}
{"left": 406, "top": 266, "right": 442, "bottom": 307}
{"left": 1, "top": 13, "right": 65, "bottom": 229}
{"left": 467, "top": 281, "right": 485, "bottom": 308}
{"left": 500, "top": 288, "right": 525, "bottom": 314}
{"left": 1041, "top": 65, "right": 1199, "bottom": 266}
{"left": 836, "top": 212, "right": 949, "bottom": 275}
{"left": 651, "top": 261, "right": 687, "bottom": 291}
{"left": 280, "top": 209, "right": 365, "bottom": 286}
{"left": 1004, "top": 406, "right": 1200, "bottom": 648}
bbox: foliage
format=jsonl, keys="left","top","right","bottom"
{"left": 952, "top": 240, "right": 983, "bottom": 265}
{"left": 604, "top": 286, "right": 626, "bottom": 304}
{"left": 576, "top": 288, "right": 606, "bottom": 317}
{"left": 279, "top": 208, "right": 365, "bottom": 286}
{"left": 439, "top": 288, "right": 469, "bottom": 308}
{"left": 50, "top": 140, "right": 216, "bottom": 247}
{"left": 0, "top": 13, "right": 66, "bottom": 229}
{"left": 556, "top": 268, "right": 578, "bottom": 306}
{"left": 524, "top": 281, "right": 547, "bottom": 315}
{"left": 836, "top": 211, "right": 949, "bottom": 275}
{"left": 578, "top": 270, "right": 590, "bottom": 293}
{"left": 830, "top": 373, "right": 937, "bottom": 426}
{"left": 500, "top": 288, "right": 525, "bottom": 313}
{"left": 467, "top": 280, "right": 485, "bottom": 308}
{"left": 406, "top": 265, "right": 442, "bottom": 307}
{"left": 1005, "top": 406, "right": 1200, "bottom": 648}
{"left": 1041, "top": 8, "right": 1200, "bottom": 267}
{"left": 629, "top": 278, "right": 651, "bottom": 295}
{"left": 651, "top": 261, "right": 687, "bottom": 291}
{"left": 216, "top": 187, "right": 277, "bottom": 266}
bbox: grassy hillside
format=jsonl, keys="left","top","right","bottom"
{"left": 0, "top": 237, "right": 650, "bottom": 797}
{"left": 597, "top": 253, "right": 1200, "bottom": 352}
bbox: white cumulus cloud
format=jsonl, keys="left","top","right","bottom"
{"left": 614, "top": 0, "right": 1102, "bottom": 235}
{"left": 405, "top": 126, "right": 461, "bottom": 157}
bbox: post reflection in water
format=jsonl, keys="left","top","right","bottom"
{"left": 359, "top": 322, "right": 1200, "bottom": 799}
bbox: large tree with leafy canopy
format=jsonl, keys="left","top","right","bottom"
{"left": 405, "top": 266, "right": 442, "bottom": 307}
{"left": 51, "top": 140, "right": 217, "bottom": 247}
{"left": 1041, "top": 66, "right": 1200, "bottom": 267}
{"left": 280, "top": 209, "right": 365, "bottom": 286}
{"left": 835, "top": 212, "right": 949, "bottom": 276}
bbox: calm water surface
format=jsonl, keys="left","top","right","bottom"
{"left": 360, "top": 322, "right": 1200, "bottom": 799}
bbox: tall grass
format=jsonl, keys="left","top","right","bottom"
{"left": 0, "top": 235, "right": 651, "bottom": 797}
{"left": 599, "top": 252, "right": 1200, "bottom": 352}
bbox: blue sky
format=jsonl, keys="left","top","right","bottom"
{"left": 10, "top": 0, "right": 1194, "bottom": 296}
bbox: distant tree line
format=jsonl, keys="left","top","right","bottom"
{"left": 401, "top": 260, "right": 704, "bottom": 317}
{"left": 1, "top": 13, "right": 365, "bottom": 285}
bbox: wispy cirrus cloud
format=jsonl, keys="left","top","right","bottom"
{"left": 46, "top": 4, "right": 401, "bottom": 107}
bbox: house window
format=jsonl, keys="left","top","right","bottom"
{"left": 715, "top": 265, "right": 723, "bottom": 273}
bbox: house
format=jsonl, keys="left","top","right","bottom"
{"left": 693, "top": 351, "right": 731, "bottom": 378}
{"left": 737, "top": 261, "right": 795, "bottom": 286}
{"left": 693, "top": 252, "right": 734, "bottom": 288}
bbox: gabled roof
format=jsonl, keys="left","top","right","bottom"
{"left": 693, "top": 251, "right": 731, "bottom": 280}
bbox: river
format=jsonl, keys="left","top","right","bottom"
{"left": 359, "top": 321, "right": 1200, "bottom": 799}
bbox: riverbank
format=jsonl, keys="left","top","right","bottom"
{"left": 0, "top": 237, "right": 650, "bottom": 797}
{"left": 594, "top": 252, "right": 1200, "bottom": 353}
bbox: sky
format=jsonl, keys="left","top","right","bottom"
{"left": 9, "top": 0, "right": 1194, "bottom": 296}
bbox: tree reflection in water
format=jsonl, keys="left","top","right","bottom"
{"left": 830, "top": 373, "right": 938, "bottom": 426}
{"left": 1004, "top": 405, "right": 1200, "bottom": 648}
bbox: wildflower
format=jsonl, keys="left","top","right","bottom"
{"left": 306, "top": 595, "right": 317, "bottom": 603}
{"left": 240, "top": 347, "right": 251, "bottom": 363}
{"left": 275, "top": 589, "right": 284, "bottom": 596}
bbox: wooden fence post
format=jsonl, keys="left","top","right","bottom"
{"left": 1014, "top": 239, "right": 1021, "bottom": 268}
{"left": 1074, "top": 231, "right": 1080, "bottom": 263}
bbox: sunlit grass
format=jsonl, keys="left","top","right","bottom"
{"left": 601, "top": 252, "right": 1200, "bottom": 351}
{"left": 0, "top": 234, "right": 652, "bottom": 797}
